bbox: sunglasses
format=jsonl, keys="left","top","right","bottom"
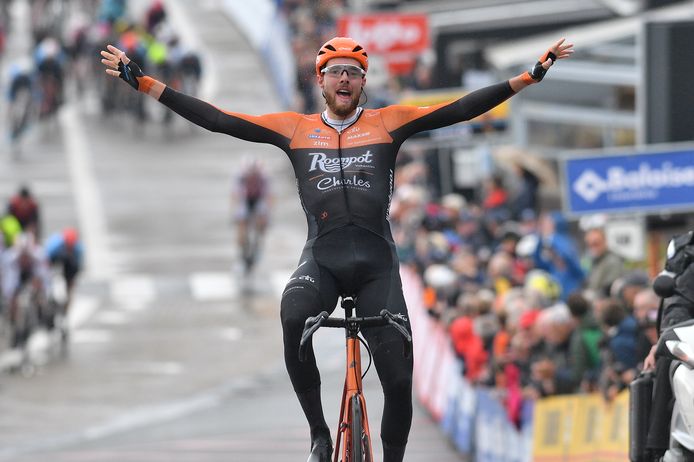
{"left": 321, "top": 64, "right": 366, "bottom": 79}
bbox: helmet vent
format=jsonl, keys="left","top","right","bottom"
{"left": 324, "top": 44, "right": 337, "bottom": 51}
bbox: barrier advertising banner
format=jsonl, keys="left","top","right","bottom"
{"left": 532, "top": 392, "right": 629, "bottom": 461}
{"left": 562, "top": 145, "right": 694, "bottom": 215}
{"left": 476, "top": 390, "right": 525, "bottom": 462}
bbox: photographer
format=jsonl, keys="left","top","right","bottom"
{"left": 642, "top": 231, "right": 694, "bottom": 458}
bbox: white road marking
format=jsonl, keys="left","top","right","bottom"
{"left": 110, "top": 275, "right": 156, "bottom": 311}
{"left": 70, "top": 329, "right": 113, "bottom": 344}
{"left": 81, "top": 392, "right": 221, "bottom": 442}
{"left": 164, "top": 0, "right": 218, "bottom": 101}
{"left": 59, "top": 106, "right": 113, "bottom": 281}
{"left": 190, "top": 272, "right": 237, "bottom": 301}
{"left": 67, "top": 294, "right": 101, "bottom": 329}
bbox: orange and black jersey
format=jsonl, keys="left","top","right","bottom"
{"left": 158, "top": 82, "right": 515, "bottom": 241}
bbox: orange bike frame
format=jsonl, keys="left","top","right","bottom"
{"left": 333, "top": 335, "right": 374, "bottom": 462}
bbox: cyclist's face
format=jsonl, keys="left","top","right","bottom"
{"left": 318, "top": 58, "right": 366, "bottom": 118}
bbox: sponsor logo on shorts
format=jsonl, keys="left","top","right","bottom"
{"left": 298, "top": 275, "right": 316, "bottom": 283}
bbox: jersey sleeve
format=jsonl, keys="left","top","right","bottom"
{"left": 158, "top": 87, "right": 299, "bottom": 150}
{"left": 381, "top": 81, "right": 515, "bottom": 141}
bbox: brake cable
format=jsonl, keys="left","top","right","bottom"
{"left": 358, "top": 334, "right": 373, "bottom": 380}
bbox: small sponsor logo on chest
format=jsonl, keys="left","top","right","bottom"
{"left": 346, "top": 131, "right": 372, "bottom": 140}
{"left": 308, "top": 134, "right": 331, "bottom": 140}
{"left": 343, "top": 126, "right": 386, "bottom": 144}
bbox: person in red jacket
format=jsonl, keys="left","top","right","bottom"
{"left": 482, "top": 173, "right": 509, "bottom": 211}
{"left": 449, "top": 316, "right": 488, "bottom": 382}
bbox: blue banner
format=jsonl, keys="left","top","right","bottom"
{"left": 439, "top": 366, "right": 476, "bottom": 454}
{"left": 520, "top": 401, "right": 534, "bottom": 462}
{"left": 563, "top": 146, "right": 694, "bottom": 215}
{"left": 475, "top": 389, "right": 524, "bottom": 462}
{"left": 453, "top": 379, "right": 475, "bottom": 454}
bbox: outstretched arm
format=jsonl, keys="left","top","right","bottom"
{"left": 384, "top": 38, "right": 574, "bottom": 138}
{"left": 100, "top": 45, "right": 297, "bottom": 147}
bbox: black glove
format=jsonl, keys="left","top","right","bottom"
{"left": 117, "top": 60, "right": 144, "bottom": 90}
{"left": 528, "top": 51, "right": 557, "bottom": 82}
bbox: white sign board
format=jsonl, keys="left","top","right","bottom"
{"left": 453, "top": 146, "right": 491, "bottom": 188}
{"left": 605, "top": 218, "right": 646, "bottom": 261}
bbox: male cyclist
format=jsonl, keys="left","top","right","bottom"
{"left": 1, "top": 233, "right": 50, "bottom": 348}
{"left": 34, "top": 37, "right": 65, "bottom": 120}
{"left": 233, "top": 158, "right": 270, "bottom": 273}
{"left": 6, "top": 60, "right": 35, "bottom": 150}
{"left": 101, "top": 36, "right": 573, "bottom": 462}
{"left": 45, "top": 227, "right": 83, "bottom": 317}
{"left": 7, "top": 185, "right": 41, "bottom": 240}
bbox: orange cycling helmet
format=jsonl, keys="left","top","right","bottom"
{"left": 315, "top": 37, "right": 368, "bottom": 76}
{"left": 63, "top": 227, "right": 79, "bottom": 247}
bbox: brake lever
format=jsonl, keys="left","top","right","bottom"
{"left": 380, "top": 310, "right": 413, "bottom": 358}
{"left": 298, "top": 311, "right": 329, "bottom": 362}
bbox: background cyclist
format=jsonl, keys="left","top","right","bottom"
{"left": 6, "top": 59, "right": 35, "bottom": 152}
{"left": 232, "top": 158, "right": 271, "bottom": 274}
{"left": 6, "top": 185, "right": 41, "bottom": 241}
{"left": 1, "top": 233, "right": 50, "bottom": 348}
{"left": 45, "top": 227, "right": 83, "bottom": 323}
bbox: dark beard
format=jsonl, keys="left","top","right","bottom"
{"left": 325, "top": 89, "right": 360, "bottom": 117}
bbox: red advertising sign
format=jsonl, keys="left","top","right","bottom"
{"left": 337, "top": 13, "right": 430, "bottom": 74}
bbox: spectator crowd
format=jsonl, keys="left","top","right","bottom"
{"left": 388, "top": 152, "right": 659, "bottom": 427}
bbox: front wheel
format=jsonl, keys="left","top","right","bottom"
{"left": 350, "top": 395, "right": 372, "bottom": 462}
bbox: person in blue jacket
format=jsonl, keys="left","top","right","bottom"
{"left": 533, "top": 211, "right": 585, "bottom": 300}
